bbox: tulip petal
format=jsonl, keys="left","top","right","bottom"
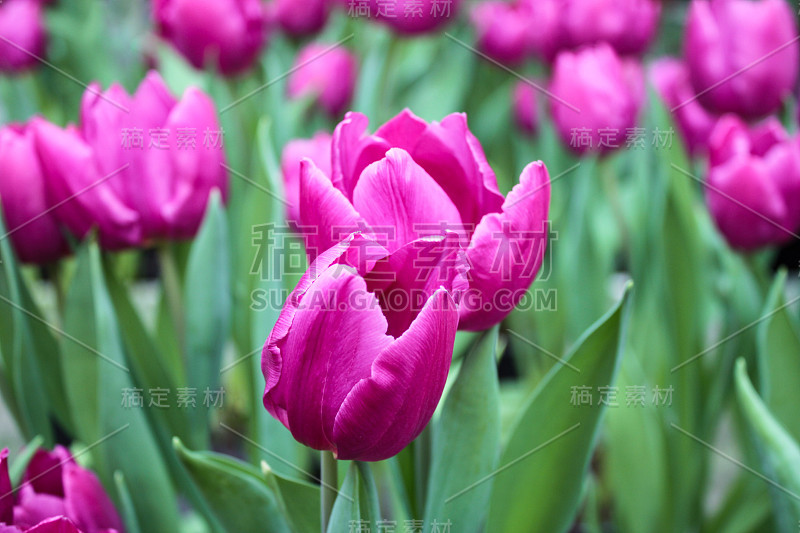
{"left": 23, "top": 448, "right": 68, "bottom": 497}
{"left": 0, "top": 449, "right": 12, "bottom": 524}
{"left": 353, "top": 148, "right": 465, "bottom": 252}
{"left": 62, "top": 463, "right": 124, "bottom": 533}
{"left": 332, "top": 288, "right": 458, "bottom": 461}
{"left": 24, "top": 517, "right": 82, "bottom": 533}
{"left": 13, "top": 488, "right": 66, "bottom": 530}
{"left": 330, "top": 112, "right": 391, "bottom": 199}
{"left": 459, "top": 162, "right": 551, "bottom": 331}
{"left": 281, "top": 132, "right": 332, "bottom": 223}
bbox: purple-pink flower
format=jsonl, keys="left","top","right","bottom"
{"left": 153, "top": 0, "right": 268, "bottom": 75}
{"left": 33, "top": 70, "right": 227, "bottom": 250}
{"left": 685, "top": 0, "right": 799, "bottom": 120}
{"left": 0, "top": 123, "right": 69, "bottom": 264}
{"left": 271, "top": 0, "right": 331, "bottom": 37}
{"left": 281, "top": 132, "right": 332, "bottom": 224}
{"left": 287, "top": 44, "right": 358, "bottom": 118}
{"left": 367, "top": 0, "right": 461, "bottom": 35}
{"left": 706, "top": 115, "right": 800, "bottom": 250}
{"left": 513, "top": 82, "right": 539, "bottom": 136}
{"left": 548, "top": 44, "right": 644, "bottom": 155}
{"left": 283, "top": 109, "right": 551, "bottom": 331}
{"left": 0, "top": 446, "right": 124, "bottom": 533}
{"left": 0, "top": 0, "right": 46, "bottom": 73}
{"left": 470, "top": 1, "right": 534, "bottom": 65}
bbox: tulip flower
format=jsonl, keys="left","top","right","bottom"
{"left": 287, "top": 44, "right": 357, "bottom": 118}
{"left": 513, "top": 81, "right": 539, "bottom": 135}
{"left": 706, "top": 115, "right": 800, "bottom": 250}
{"left": 470, "top": 1, "right": 534, "bottom": 65}
{"left": 685, "top": 0, "right": 799, "bottom": 120}
{"left": 559, "top": 0, "right": 660, "bottom": 57}
{"left": 272, "top": 0, "right": 331, "bottom": 37}
{"left": 0, "top": 123, "right": 69, "bottom": 264}
{"left": 650, "top": 58, "right": 719, "bottom": 158}
{"left": 548, "top": 44, "right": 644, "bottom": 155}
{"left": 281, "top": 132, "right": 332, "bottom": 223}
{"left": 0, "top": 446, "right": 124, "bottom": 533}
{"left": 34, "top": 71, "right": 227, "bottom": 250}
{"left": 263, "top": 232, "right": 464, "bottom": 461}
{"left": 292, "top": 109, "right": 551, "bottom": 331}
{"left": 0, "top": 0, "right": 46, "bottom": 73}
{"left": 153, "top": 0, "right": 268, "bottom": 75}
{"left": 368, "top": 0, "right": 461, "bottom": 34}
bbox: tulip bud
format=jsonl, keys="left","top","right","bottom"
{"left": 272, "top": 0, "right": 331, "bottom": 37}
{"left": 512, "top": 81, "right": 539, "bottom": 135}
{"left": 0, "top": 446, "right": 124, "bottom": 533}
{"left": 368, "top": 0, "right": 461, "bottom": 34}
{"left": 281, "top": 132, "right": 332, "bottom": 223}
{"left": 0, "top": 123, "right": 70, "bottom": 264}
{"left": 153, "top": 0, "right": 268, "bottom": 75}
{"left": 470, "top": 1, "right": 533, "bottom": 65}
{"left": 0, "top": 0, "right": 46, "bottom": 73}
{"left": 560, "top": 0, "right": 660, "bottom": 57}
{"left": 548, "top": 44, "right": 644, "bottom": 155}
{"left": 706, "top": 115, "right": 800, "bottom": 250}
{"left": 287, "top": 44, "right": 358, "bottom": 118}
{"left": 650, "top": 58, "right": 719, "bottom": 158}
{"left": 685, "top": 0, "right": 799, "bottom": 120}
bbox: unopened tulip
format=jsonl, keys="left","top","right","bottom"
{"left": 34, "top": 71, "right": 227, "bottom": 249}
{"left": 0, "top": 0, "right": 46, "bottom": 73}
{"left": 650, "top": 58, "right": 719, "bottom": 157}
{"left": 0, "top": 446, "right": 124, "bottom": 533}
{"left": 471, "top": 1, "right": 533, "bottom": 65}
{"left": 281, "top": 132, "right": 332, "bottom": 223}
{"left": 263, "top": 232, "right": 463, "bottom": 461}
{"left": 513, "top": 81, "right": 538, "bottom": 135}
{"left": 685, "top": 0, "right": 799, "bottom": 120}
{"left": 560, "top": 0, "right": 660, "bottom": 57}
{"left": 272, "top": 0, "right": 331, "bottom": 37}
{"left": 706, "top": 115, "right": 800, "bottom": 250}
{"left": 287, "top": 44, "right": 357, "bottom": 118}
{"left": 293, "top": 109, "right": 551, "bottom": 331}
{"left": 368, "top": 0, "right": 461, "bottom": 34}
{"left": 153, "top": 0, "right": 268, "bottom": 75}
{"left": 548, "top": 44, "right": 644, "bottom": 155}
{"left": 0, "top": 123, "right": 69, "bottom": 264}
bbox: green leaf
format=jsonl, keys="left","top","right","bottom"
{"left": 424, "top": 327, "right": 500, "bottom": 532}
{"left": 756, "top": 271, "right": 800, "bottom": 442}
{"left": 174, "top": 438, "right": 291, "bottom": 533}
{"left": 327, "top": 462, "right": 381, "bottom": 533}
{"left": 735, "top": 359, "right": 800, "bottom": 530}
{"left": 62, "top": 242, "right": 178, "bottom": 531}
{"left": 262, "top": 460, "right": 321, "bottom": 533}
{"left": 487, "top": 284, "right": 632, "bottom": 533}
{"left": 113, "top": 471, "right": 142, "bottom": 533}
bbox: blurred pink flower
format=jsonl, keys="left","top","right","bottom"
{"left": 281, "top": 132, "right": 332, "bottom": 223}
{"left": 513, "top": 81, "right": 539, "bottom": 135}
{"left": 271, "top": 0, "right": 332, "bottom": 37}
{"left": 470, "top": 1, "right": 534, "bottom": 65}
{"left": 367, "top": 0, "right": 461, "bottom": 34}
{"left": 0, "top": 0, "right": 46, "bottom": 73}
{"left": 287, "top": 44, "right": 358, "bottom": 118}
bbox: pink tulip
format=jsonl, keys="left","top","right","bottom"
{"left": 0, "top": 447, "right": 124, "bottom": 533}
{"left": 153, "top": 0, "right": 268, "bottom": 75}
{"left": 287, "top": 44, "right": 358, "bottom": 118}
{"left": 367, "top": 0, "right": 461, "bottom": 34}
{"left": 0, "top": 123, "right": 69, "bottom": 264}
{"left": 281, "top": 132, "right": 332, "bottom": 223}
{"left": 559, "top": 0, "right": 660, "bottom": 57}
{"left": 0, "top": 0, "right": 46, "bottom": 73}
{"left": 548, "top": 44, "right": 644, "bottom": 155}
{"left": 272, "top": 0, "right": 331, "bottom": 36}
{"left": 34, "top": 71, "right": 227, "bottom": 250}
{"left": 291, "top": 109, "right": 551, "bottom": 331}
{"left": 513, "top": 82, "right": 538, "bottom": 135}
{"left": 685, "top": 0, "right": 799, "bottom": 120}
{"left": 650, "top": 58, "right": 720, "bottom": 158}
{"left": 470, "top": 1, "right": 534, "bottom": 65}
{"left": 706, "top": 115, "right": 800, "bottom": 250}
{"left": 263, "top": 232, "right": 463, "bottom": 461}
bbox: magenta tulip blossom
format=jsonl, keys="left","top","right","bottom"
{"left": 650, "top": 58, "right": 719, "bottom": 158}
{"left": 0, "top": 123, "right": 69, "bottom": 264}
{"left": 287, "top": 44, "right": 358, "bottom": 118}
{"left": 685, "top": 0, "right": 799, "bottom": 120}
{"left": 153, "top": 0, "right": 268, "bottom": 75}
{"left": 367, "top": 0, "right": 461, "bottom": 34}
{"left": 706, "top": 115, "right": 800, "bottom": 250}
{"left": 559, "top": 0, "right": 660, "bottom": 57}
{"left": 287, "top": 109, "right": 551, "bottom": 331}
{"left": 271, "top": 0, "right": 331, "bottom": 37}
{"left": 281, "top": 132, "right": 332, "bottom": 223}
{"left": 34, "top": 71, "right": 227, "bottom": 250}
{"left": 471, "top": 1, "right": 534, "bottom": 65}
{"left": 0, "top": 0, "right": 46, "bottom": 73}
{"left": 513, "top": 81, "right": 539, "bottom": 135}
{"left": 0, "top": 446, "right": 124, "bottom": 533}
{"left": 263, "top": 232, "right": 464, "bottom": 461}
{"left": 548, "top": 44, "right": 644, "bottom": 155}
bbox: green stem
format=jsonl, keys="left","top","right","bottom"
{"left": 600, "top": 158, "right": 633, "bottom": 270}
{"left": 320, "top": 450, "right": 338, "bottom": 533}
{"left": 158, "top": 244, "right": 185, "bottom": 358}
